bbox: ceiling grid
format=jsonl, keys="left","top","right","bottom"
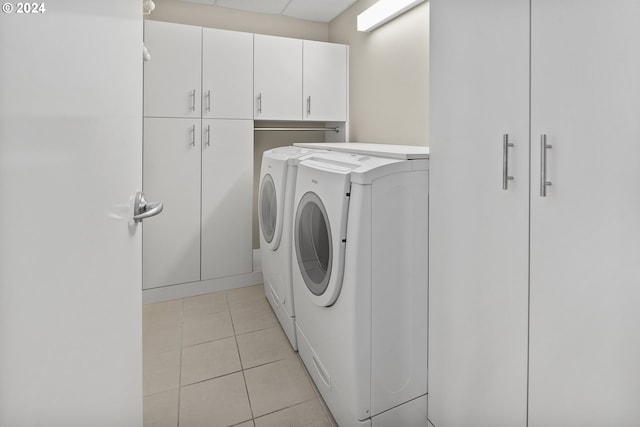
{"left": 178, "top": 0, "right": 358, "bottom": 22}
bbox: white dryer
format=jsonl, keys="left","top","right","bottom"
{"left": 292, "top": 148, "right": 429, "bottom": 427}
{"left": 258, "top": 146, "right": 322, "bottom": 349}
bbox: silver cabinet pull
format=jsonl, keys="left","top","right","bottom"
{"left": 206, "top": 90, "right": 211, "bottom": 113}
{"left": 307, "top": 96, "right": 312, "bottom": 116}
{"left": 133, "top": 192, "right": 163, "bottom": 223}
{"left": 190, "top": 89, "right": 196, "bottom": 112}
{"left": 540, "top": 134, "right": 553, "bottom": 197}
{"left": 257, "top": 93, "right": 262, "bottom": 115}
{"left": 206, "top": 124, "right": 211, "bottom": 147}
{"left": 502, "top": 134, "right": 514, "bottom": 190}
{"left": 190, "top": 124, "right": 196, "bottom": 147}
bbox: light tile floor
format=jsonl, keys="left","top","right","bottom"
{"left": 143, "top": 284, "right": 338, "bottom": 427}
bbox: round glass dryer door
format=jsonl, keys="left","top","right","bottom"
{"left": 295, "top": 192, "right": 332, "bottom": 297}
{"left": 259, "top": 173, "right": 277, "bottom": 245}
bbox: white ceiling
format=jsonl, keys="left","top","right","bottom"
{"left": 178, "top": 0, "right": 359, "bottom": 23}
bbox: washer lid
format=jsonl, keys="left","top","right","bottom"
{"left": 293, "top": 142, "right": 430, "bottom": 160}
{"left": 300, "top": 151, "right": 412, "bottom": 185}
{"left": 265, "top": 146, "right": 320, "bottom": 164}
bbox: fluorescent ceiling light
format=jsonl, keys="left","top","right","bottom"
{"left": 357, "top": 0, "right": 425, "bottom": 32}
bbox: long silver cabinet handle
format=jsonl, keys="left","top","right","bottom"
{"left": 190, "top": 124, "right": 196, "bottom": 147}
{"left": 190, "top": 89, "right": 196, "bottom": 112}
{"left": 502, "top": 134, "right": 514, "bottom": 190}
{"left": 206, "top": 124, "right": 211, "bottom": 147}
{"left": 257, "top": 93, "right": 262, "bottom": 115}
{"left": 540, "top": 134, "right": 553, "bottom": 197}
{"left": 206, "top": 90, "right": 211, "bottom": 113}
{"left": 133, "top": 192, "right": 163, "bottom": 223}
{"left": 307, "top": 96, "right": 312, "bottom": 116}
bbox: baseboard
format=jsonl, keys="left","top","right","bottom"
{"left": 143, "top": 250, "right": 264, "bottom": 304}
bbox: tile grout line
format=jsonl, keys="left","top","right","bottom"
{"left": 242, "top": 356, "right": 291, "bottom": 371}
{"left": 146, "top": 287, "right": 332, "bottom": 427}
{"left": 252, "top": 396, "right": 319, "bottom": 419}
{"left": 227, "top": 290, "right": 257, "bottom": 425}
{"left": 176, "top": 298, "right": 185, "bottom": 427}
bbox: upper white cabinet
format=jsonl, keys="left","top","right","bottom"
{"left": 430, "top": 1, "right": 640, "bottom": 426}
{"left": 254, "top": 34, "right": 348, "bottom": 121}
{"left": 145, "top": 22, "right": 348, "bottom": 122}
{"left": 144, "top": 22, "right": 253, "bottom": 120}
{"left": 202, "top": 28, "right": 253, "bottom": 119}
{"left": 254, "top": 34, "right": 303, "bottom": 120}
{"left": 144, "top": 21, "right": 202, "bottom": 118}
{"left": 303, "top": 40, "right": 348, "bottom": 122}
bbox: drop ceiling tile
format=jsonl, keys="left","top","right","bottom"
{"left": 216, "top": 0, "right": 291, "bottom": 15}
{"left": 283, "top": 0, "right": 357, "bottom": 22}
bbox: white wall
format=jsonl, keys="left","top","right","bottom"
{"left": 330, "top": 0, "right": 429, "bottom": 146}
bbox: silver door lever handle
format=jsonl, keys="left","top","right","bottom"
{"left": 133, "top": 191, "right": 163, "bottom": 223}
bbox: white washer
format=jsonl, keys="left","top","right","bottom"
{"left": 292, "top": 148, "right": 429, "bottom": 427}
{"left": 258, "top": 146, "right": 323, "bottom": 349}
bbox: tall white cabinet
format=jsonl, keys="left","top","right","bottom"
{"left": 429, "top": 1, "right": 530, "bottom": 425}
{"left": 143, "top": 118, "right": 202, "bottom": 288}
{"left": 429, "top": 1, "right": 640, "bottom": 426}
{"left": 528, "top": 2, "right": 640, "bottom": 424}
{"left": 143, "top": 21, "right": 254, "bottom": 290}
{"left": 201, "top": 119, "right": 254, "bottom": 281}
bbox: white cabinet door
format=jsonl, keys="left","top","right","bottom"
{"left": 143, "top": 118, "right": 202, "bottom": 289}
{"left": 201, "top": 119, "right": 254, "bottom": 280}
{"left": 303, "top": 40, "right": 347, "bottom": 122}
{"left": 0, "top": 1, "right": 143, "bottom": 424}
{"left": 528, "top": 1, "right": 640, "bottom": 425}
{"left": 429, "top": 0, "right": 530, "bottom": 426}
{"left": 202, "top": 28, "right": 253, "bottom": 119}
{"left": 254, "top": 34, "right": 303, "bottom": 120}
{"left": 144, "top": 21, "right": 201, "bottom": 118}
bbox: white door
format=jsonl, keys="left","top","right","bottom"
{"left": 202, "top": 28, "right": 253, "bottom": 119}
{"left": 144, "top": 20, "right": 202, "bottom": 118}
{"left": 143, "top": 118, "right": 201, "bottom": 289}
{"left": 254, "top": 34, "right": 303, "bottom": 120}
{"left": 429, "top": 0, "right": 530, "bottom": 426}
{"left": 529, "top": 1, "right": 640, "bottom": 425}
{"left": 0, "top": 2, "right": 144, "bottom": 426}
{"left": 201, "top": 119, "right": 253, "bottom": 280}
{"left": 303, "top": 40, "right": 347, "bottom": 122}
